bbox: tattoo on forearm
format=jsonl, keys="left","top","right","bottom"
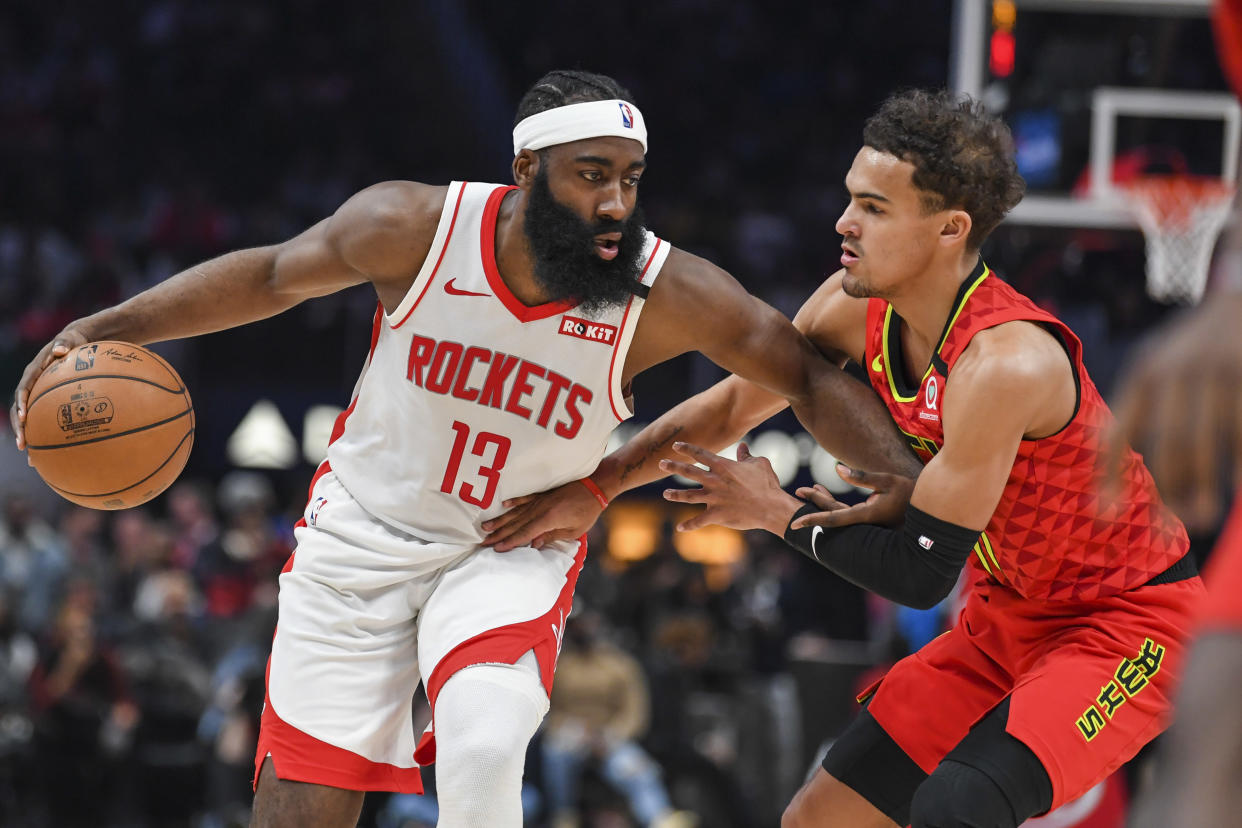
{"left": 619, "top": 425, "right": 684, "bottom": 484}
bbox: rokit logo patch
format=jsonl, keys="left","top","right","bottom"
{"left": 558, "top": 315, "right": 617, "bottom": 345}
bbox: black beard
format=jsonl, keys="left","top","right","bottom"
{"left": 523, "top": 167, "right": 648, "bottom": 315}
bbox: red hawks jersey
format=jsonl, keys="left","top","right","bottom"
{"left": 863, "top": 261, "right": 1189, "bottom": 601}
{"left": 327, "top": 182, "right": 668, "bottom": 546}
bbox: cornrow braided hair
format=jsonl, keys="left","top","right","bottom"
{"left": 514, "top": 70, "right": 637, "bottom": 126}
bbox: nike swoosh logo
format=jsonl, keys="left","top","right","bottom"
{"left": 444, "top": 278, "right": 490, "bottom": 297}
{"left": 871, "top": 353, "right": 883, "bottom": 372}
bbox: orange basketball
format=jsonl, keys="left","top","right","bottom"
{"left": 25, "top": 341, "right": 194, "bottom": 510}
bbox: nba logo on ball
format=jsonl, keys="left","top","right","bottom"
{"left": 75, "top": 344, "right": 98, "bottom": 371}
{"left": 618, "top": 103, "right": 633, "bottom": 128}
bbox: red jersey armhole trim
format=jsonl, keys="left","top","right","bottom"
{"left": 606, "top": 238, "right": 663, "bottom": 420}
{"left": 324, "top": 304, "right": 384, "bottom": 451}
{"left": 481, "top": 186, "right": 579, "bottom": 323}
{"left": 607, "top": 296, "right": 638, "bottom": 421}
{"left": 392, "top": 182, "right": 468, "bottom": 329}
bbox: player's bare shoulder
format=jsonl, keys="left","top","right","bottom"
{"left": 953, "top": 320, "right": 1076, "bottom": 438}
{"left": 639, "top": 245, "right": 754, "bottom": 332}
{"left": 327, "top": 181, "right": 450, "bottom": 298}
{"left": 620, "top": 245, "right": 757, "bottom": 379}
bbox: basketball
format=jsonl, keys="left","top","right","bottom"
{"left": 24, "top": 341, "right": 195, "bottom": 510}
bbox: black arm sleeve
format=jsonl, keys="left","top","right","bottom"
{"left": 782, "top": 503, "right": 980, "bottom": 609}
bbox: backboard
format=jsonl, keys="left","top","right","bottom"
{"left": 952, "top": 0, "right": 1239, "bottom": 228}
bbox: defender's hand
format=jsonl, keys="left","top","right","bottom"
{"left": 11, "top": 327, "right": 92, "bottom": 451}
{"left": 791, "top": 465, "right": 916, "bottom": 530}
{"left": 1108, "top": 295, "right": 1242, "bottom": 533}
{"left": 660, "top": 441, "right": 803, "bottom": 534}
{"left": 481, "top": 480, "right": 604, "bottom": 552}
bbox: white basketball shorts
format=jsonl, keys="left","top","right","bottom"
{"left": 253, "top": 465, "right": 585, "bottom": 793}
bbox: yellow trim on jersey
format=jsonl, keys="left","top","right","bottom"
{"left": 971, "top": 532, "right": 1004, "bottom": 581}
{"left": 978, "top": 531, "right": 1003, "bottom": 580}
{"left": 934, "top": 265, "right": 991, "bottom": 354}
{"left": 973, "top": 546, "right": 995, "bottom": 576}
{"left": 880, "top": 265, "right": 991, "bottom": 403}
{"left": 881, "top": 304, "right": 924, "bottom": 403}
{"left": 896, "top": 424, "right": 941, "bottom": 459}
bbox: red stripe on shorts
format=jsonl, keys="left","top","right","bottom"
{"left": 254, "top": 656, "right": 424, "bottom": 794}
{"left": 414, "top": 536, "right": 588, "bottom": 765}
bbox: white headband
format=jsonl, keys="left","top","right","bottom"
{"left": 512, "top": 99, "right": 648, "bottom": 155}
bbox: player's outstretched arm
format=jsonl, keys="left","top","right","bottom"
{"left": 10, "top": 181, "right": 445, "bottom": 449}
{"left": 662, "top": 322, "right": 1074, "bottom": 609}
{"left": 651, "top": 251, "right": 922, "bottom": 479}
{"left": 480, "top": 372, "right": 788, "bottom": 550}
{"left": 480, "top": 268, "right": 899, "bottom": 550}
{"left": 586, "top": 271, "right": 868, "bottom": 501}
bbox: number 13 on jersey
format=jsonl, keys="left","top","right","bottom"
{"left": 440, "top": 420, "right": 511, "bottom": 509}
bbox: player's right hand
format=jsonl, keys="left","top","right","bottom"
{"left": 1108, "top": 294, "right": 1242, "bottom": 533}
{"left": 481, "top": 479, "right": 604, "bottom": 552}
{"left": 10, "top": 327, "right": 91, "bottom": 451}
{"left": 792, "top": 464, "right": 915, "bottom": 529}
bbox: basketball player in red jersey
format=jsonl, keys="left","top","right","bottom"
{"left": 9, "top": 71, "right": 921, "bottom": 828}
{"left": 487, "top": 89, "right": 1205, "bottom": 828}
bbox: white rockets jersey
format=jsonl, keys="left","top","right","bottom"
{"left": 327, "top": 181, "right": 669, "bottom": 546}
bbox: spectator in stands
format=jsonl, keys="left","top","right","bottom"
{"left": 0, "top": 588, "right": 36, "bottom": 821}
{"left": 125, "top": 568, "right": 213, "bottom": 825}
{"left": 167, "top": 479, "right": 220, "bottom": 571}
{"left": 542, "top": 609, "right": 692, "bottom": 828}
{"left": 0, "top": 493, "right": 67, "bottom": 634}
{"left": 28, "top": 586, "right": 138, "bottom": 826}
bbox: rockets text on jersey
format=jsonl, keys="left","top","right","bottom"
{"left": 326, "top": 181, "right": 669, "bottom": 547}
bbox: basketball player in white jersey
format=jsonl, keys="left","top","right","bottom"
{"left": 11, "top": 70, "right": 921, "bottom": 828}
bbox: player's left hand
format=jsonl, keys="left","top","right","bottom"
{"left": 481, "top": 479, "right": 603, "bottom": 552}
{"left": 659, "top": 441, "right": 804, "bottom": 534}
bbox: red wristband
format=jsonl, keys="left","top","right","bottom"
{"left": 578, "top": 476, "right": 610, "bottom": 508}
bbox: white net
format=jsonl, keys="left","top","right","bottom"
{"left": 1125, "top": 175, "right": 1236, "bottom": 305}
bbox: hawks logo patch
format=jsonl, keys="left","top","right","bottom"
{"left": 559, "top": 315, "right": 617, "bottom": 345}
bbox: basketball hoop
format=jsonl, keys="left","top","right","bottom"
{"left": 1123, "top": 175, "right": 1236, "bottom": 305}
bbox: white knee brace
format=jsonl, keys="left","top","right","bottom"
{"left": 432, "top": 653, "right": 548, "bottom": 828}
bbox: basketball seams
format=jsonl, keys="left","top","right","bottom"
{"left": 138, "top": 346, "right": 181, "bottom": 381}
{"left": 27, "top": 373, "right": 186, "bottom": 410}
{"left": 26, "top": 341, "right": 195, "bottom": 510}
{"left": 24, "top": 407, "right": 193, "bottom": 450}
{"left": 41, "top": 428, "right": 195, "bottom": 500}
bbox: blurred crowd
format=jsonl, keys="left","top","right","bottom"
{"left": 0, "top": 473, "right": 928, "bottom": 827}
{"left": 0, "top": 475, "right": 282, "bottom": 827}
